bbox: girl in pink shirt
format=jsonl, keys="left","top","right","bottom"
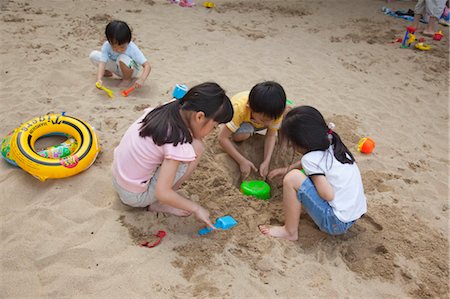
{"left": 113, "top": 82, "right": 233, "bottom": 229}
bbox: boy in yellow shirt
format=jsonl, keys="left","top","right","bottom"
{"left": 218, "top": 81, "right": 286, "bottom": 179}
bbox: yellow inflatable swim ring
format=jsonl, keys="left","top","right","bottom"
{"left": 10, "top": 113, "right": 100, "bottom": 181}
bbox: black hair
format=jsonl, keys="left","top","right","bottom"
{"left": 139, "top": 82, "right": 233, "bottom": 146}
{"left": 280, "top": 106, "right": 355, "bottom": 165}
{"left": 248, "top": 81, "right": 286, "bottom": 119}
{"left": 105, "top": 20, "right": 132, "bottom": 45}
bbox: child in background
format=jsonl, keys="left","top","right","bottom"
{"left": 411, "top": 0, "right": 447, "bottom": 35}
{"left": 89, "top": 20, "right": 151, "bottom": 88}
{"left": 112, "top": 82, "right": 233, "bottom": 229}
{"left": 259, "top": 106, "right": 367, "bottom": 240}
{"left": 218, "top": 81, "right": 286, "bottom": 179}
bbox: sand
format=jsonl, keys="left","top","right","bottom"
{"left": 0, "top": 0, "right": 449, "bottom": 298}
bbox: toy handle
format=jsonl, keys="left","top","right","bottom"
{"left": 198, "top": 227, "right": 214, "bottom": 236}
{"left": 121, "top": 86, "right": 135, "bottom": 97}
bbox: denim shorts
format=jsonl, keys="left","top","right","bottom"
{"left": 297, "top": 178, "right": 355, "bottom": 235}
{"left": 113, "top": 163, "right": 187, "bottom": 208}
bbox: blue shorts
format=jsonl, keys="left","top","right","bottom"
{"left": 234, "top": 122, "right": 266, "bottom": 136}
{"left": 297, "top": 178, "right": 355, "bottom": 235}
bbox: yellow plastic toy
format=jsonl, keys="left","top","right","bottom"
{"left": 415, "top": 42, "right": 431, "bottom": 51}
{"left": 407, "top": 33, "right": 415, "bottom": 45}
{"left": 9, "top": 113, "right": 100, "bottom": 181}
{"left": 96, "top": 82, "right": 114, "bottom": 98}
{"left": 203, "top": 1, "right": 214, "bottom": 8}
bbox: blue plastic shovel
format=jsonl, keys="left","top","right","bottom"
{"left": 198, "top": 215, "right": 238, "bottom": 236}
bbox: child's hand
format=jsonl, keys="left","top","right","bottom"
{"left": 193, "top": 205, "right": 215, "bottom": 229}
{"left": 268, "top": 167, "right": 288, "bottom": 180}
{"left": 134, "top": 78, "right": 144, "bottom": 88}
{"left": 240, "top": 159, "right": 257, "bottom": 179}
{"left": 259, "top": 160, "right": 270, "bottom": 179}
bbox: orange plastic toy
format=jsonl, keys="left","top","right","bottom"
{"left": 358, "top": 137, "right": 375, "bottom": 154}
{"left": 121, "top": 86, "right": 135, "bottom": 97}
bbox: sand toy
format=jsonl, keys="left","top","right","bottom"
{"left": 96, "top": 82, "right": 114, "bottom": 98}
{"left": 240, "top": 180, "right": 271, "bottom": 200}
{"left": 121, "top": 85, "right": 135, "bottom": 97}
{"left": 198, "top": 215, "right": 238, "bottom": 236}
{"left": 433, "top": 31, "right": 443, "bottom": 41}
{"left": 203, "top": 1, "right": 214, "bottom": 8}
{"left": 415, "top": 42, "right": 431, "bottom": 51}
{"left": 173, "top": 84, "right": 188, "bottom": 99}
{"left": 358, "top": 137, "right": 375, "bottom": 154}
{"left": 401, "top": 26, "right": 416, "bottom": 48}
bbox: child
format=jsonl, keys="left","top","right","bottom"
{"left": 112, "top": 82, "right": 233, "bottom": 229}
{"left": 411, "top": 0, "right": 447, "bottom": 36}
{"left": 259, "top": 106, "right": 367, "bottom": 240}
{"left": 218, "top": 81, "right": 286, "bottom": 179}
{"left": 89, "top": 20, "right": 151, "bottom": 88}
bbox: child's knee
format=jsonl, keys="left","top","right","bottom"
{"left": 234, "top": 122, "right": 255, "bottom": 138}
{"left": 89, "top": 50, "right": 102, "bottom": 65}
{"left": 116, "top": 54, "right": 133, "bottom": 68}
{"left": 283, "top": 169, "right": 305, "bottom": 190}
{"left": 232, "top": 133, "right": 251, "bottom": 142}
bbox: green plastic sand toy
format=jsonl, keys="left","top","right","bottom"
{"left": 240, "top": 180, "right": 271, "bottom": 200}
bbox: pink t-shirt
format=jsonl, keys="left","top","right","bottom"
{"left": 112, "top": 109, "right": 196, "bottom": 193}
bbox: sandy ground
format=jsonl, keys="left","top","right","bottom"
{"left": 0, "top": 0, "right": 449, "bottom": 298}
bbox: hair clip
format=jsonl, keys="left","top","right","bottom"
{"left": 327, "top": 122, "right": 335, "bottom": 144}
{"left": 328, "top": 122, "right": 335, "bottom": 134}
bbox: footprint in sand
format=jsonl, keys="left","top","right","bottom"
{"left": 362, "top": 214, "right": 383, "bottom": 231}
{"left": 133, "top": 104, "right": 150, "bottom": 112}
{"left": 362, "top": 170, "right": 400, "bottom": 193}
{"left": 104, "top": 118, "right": 118, "bottom": 132}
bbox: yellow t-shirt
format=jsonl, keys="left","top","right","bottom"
{"left": 225, "top": 91, "right": 283, "bottom": 133}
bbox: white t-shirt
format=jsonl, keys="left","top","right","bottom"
{"left": 301, "top": 147, "right": 367, "bottom": 222}
{"left": 100, "top": 41, "right": 147, "bottom": 66}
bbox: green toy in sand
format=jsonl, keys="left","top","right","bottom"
{"left": 240, "top": 180, "right": 271, "bottom": 200}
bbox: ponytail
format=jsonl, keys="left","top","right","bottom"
{"left": 139, "top": 100, "right": 190, "bottom": 146}
{"left": 329, "top": 132, "right": 355, "bottom": 164}
{"left": 139, "top": 82, "right": 233, "bottom": 146}
{"left": 281, "top": 106, "right": 355, "bottom": 165}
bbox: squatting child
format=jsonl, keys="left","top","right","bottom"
{"left": 112, "top": 82, "right": 233, "bottom": 229}
{"left": 259, "top": 106, "right": 367, "bottom": 240}
{"left": 218, "top": 81, "right": 286, "bottom": 179}
{"left": 90, "top": 20, "right": 151, "bottom": 88}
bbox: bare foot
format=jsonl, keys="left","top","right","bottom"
{"left": 148, "top": 202, "right": 192, "bottom": 217}
{"left": 118, "top": 79, "right": 132, "bottom": 88}
{"left": 258, "top": 224, "right": 298, "bottom": 241}
{"left": 103, "top": 70, "right": 113, "bottom": 77}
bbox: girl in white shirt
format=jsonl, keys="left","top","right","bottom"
{"left": 259, "top": 106, "right": 367, "bottom": 240}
